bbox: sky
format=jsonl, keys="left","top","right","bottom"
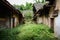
{"left": 7, "top": 0, "right": 35, "bottom": 5}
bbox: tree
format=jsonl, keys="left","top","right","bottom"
{"left": 13, "top": 2, "right": 33, "bottom": 11}
{"left": 34, "top": 0, "right": 46, "bottom": 3}
{"left": 25, "top": 2, "right": 33, "bottom": 10}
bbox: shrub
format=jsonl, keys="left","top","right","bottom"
{"left": 22, "top": 10, "right": 33, "bottom": 20}
{"left": 18, "top": 24, "right": 56, "bottom": 40}
{"left": 0, "top": 24, "right": 57, "bottom": 40}
{"left": 0, "top": 27, "right": 21, "bottom": 40}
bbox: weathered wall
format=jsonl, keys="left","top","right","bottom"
{"left": 34, "top": 0, "right": 60, "bottom": 38}
{"left": 6, "top": 18, "right": 10, "bottom": 28}
{"left": 0, "top": 18, "right": 10, "bottom": 28}
{"left": 54, "top": 0, "right": 60, "bottom": 38}
{"left": 37, "top": 16, "right": 51, "bottom": 27}
{"left": 0, "top": 14, "right": 21, "bottom": 28}
{"left": 37, "top": 6, "right": 55, "bottom": 28}
{"left": 54, "top": 11, "right": 60, "bottom": 38}
{"left": 55, "top": 0, "right": 60, "bottom": 10}
{"left": 13, "top": 14, "right": 19, "bottom": 27}
{"left": 10, "top": 14, "right": 19, "bottom": 28}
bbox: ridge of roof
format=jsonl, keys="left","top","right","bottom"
{"left": 0, "top": 0, "right": 21, "bottom": 14}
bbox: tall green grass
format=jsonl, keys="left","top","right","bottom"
{"left": 0, "top": 23, "right": 57, "bottom": 40}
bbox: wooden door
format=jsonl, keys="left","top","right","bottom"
{"left": 50, "top": 18, "right": 54, "bottom": 29}
{"left": 13, "top": 17, "right": 15, "bottom": 28}
{"left": 0, "top": 19, "right": 7, "bottom": 29}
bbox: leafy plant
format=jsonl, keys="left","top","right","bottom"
{"left": 18, "top": 24, "right": 56, "bottom": 40}
{"left": 0, "top": 23, "right": 57, "bottom": 40}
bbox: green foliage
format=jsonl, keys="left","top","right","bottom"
{"left": 24, "top": 11, "right": 33, "bottom": 20}
{"left": 19, "top": 5, "right": 25, "bottom": 10}
{"left": 0, "top": 24, "right": 27, "bottom": 40}
{"left": 0, "top": 25, "right": 22, "bottom": 40}
{"left": 0, "top": 23, "right": 57, "bottom": 40}
{"left": 25, "top": 2, "right": 33, "bottom": 10}
{"left": 13, "top": 2, "right": 33, "bottom": 11}
{"left": 13, "top": 4, "right": 20, "bottom": 9}
{"left": 13, "top": 0, "right": 46, "bottom": 11}
{"left": 18, "top": 24, "right": 56, "bottom": 40}
{"left": 34, "top": 0, "right": 46, "bottom": 3}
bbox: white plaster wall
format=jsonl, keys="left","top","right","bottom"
{"left": 54, "top": 11, "right": 60, "bottom": 38}
{"left": 54, "top": 0, "right": 60, "bottom": 38}
{"left": 37, "top": 17, "right": 43, "bottom": 24}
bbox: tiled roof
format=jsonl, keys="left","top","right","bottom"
{"left": 0, "top": 0, "right": 21, "bottom": 15}
{"left": 34, "top": 3, "right": 45, "bottom": 11}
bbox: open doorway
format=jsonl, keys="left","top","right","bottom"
{"left": 13, "top": 17, "right": 15, "bottom": 28}
{"left": 50, "top": 18, "right": 54, "bottom": 29}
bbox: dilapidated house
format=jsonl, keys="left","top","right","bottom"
{"left": 33, "top": 0, "right": 58, "bottom": 29}
{"left": 0, "top": 0, "right": 24, "bottom": 29}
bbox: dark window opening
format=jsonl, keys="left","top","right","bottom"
{"left": 13, "top": 17, "right": 15, "bottom": 28}
{"left": 51, "top": 18, "right": 54, "bottom": 28}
